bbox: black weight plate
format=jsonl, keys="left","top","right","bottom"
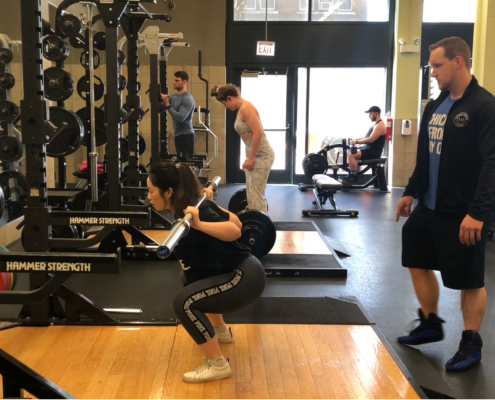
{"left": 0, "top": 186, "right": 4, "bottom": 219}
{"left": 118, "top": 74, "right": 127, "bottom": 91}
{"left": 43, "top": 35, "right": 70, "bottom": 62}
{"left": 44, "top": 67, "right": 74, "bottom": 101}
{"left": 106, "top": 137, "right": 129, "bottom": 164}
{"left": 237, "top": 209, "right": 276, "bottom": 259}
{"left": 118, "top": 50, "right": 126, "bottom": 67}
{"left": 0, "top": 100, "right": 19, "bottom": 123}
{"left": 0, "top": 72, "right": 15, "bottom": 89}
{"left": 228, "top": 188, "right": 248, "bottom": 214}
{"left": 76, "top": 75, "right": 105, "bottom": 101}
{"left": 0, "top": 170, "right": 27, "bottom": 201}
{"left": 0, "top": 136, "right": 23, "bottom": 162}
{"left": 59, "top": 13, "right": 82, "bottom": 38}
{"left": 93, "top": 31, "right": 106, "bottom": 51}
{"left": 302, "top": 153, "right": 329, "bottom": 178}
{"left": 80, "top": 50, "right": 101, "bottom": 70}
{"left": 228, "top": 188, "right": 268, "bottom": 214}
{"left": 41, "top": 18, "right": 52, "bottom": 37}
{"left": 76, "top": 107, "right": 107, "bottom": 147}
{"left": 0, "top": 48, "right": 14, "bottom": 64}
{"left": 70, "top": 34, "right": 85, "bottom": 49}
{"left": 47, "top": 107, "right": 84, "bottom": 157}
{"left": 124, "top": 163, "right": 148, "bottom": 175}
{"left": 125, "top": 134, "right": 146, "bottom": 156}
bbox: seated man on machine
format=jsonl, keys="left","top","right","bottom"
{"left": 342, "top": 105, "right": 386, "bottom": 186}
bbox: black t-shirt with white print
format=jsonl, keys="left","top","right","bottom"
{"left": 173, "top": 200, "right": 251, "bottom": 283}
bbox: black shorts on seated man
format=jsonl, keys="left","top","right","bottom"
{"left": 343, "top": 105, "right": 386, "bottom": 185}
{"left": 395, "top": 36, "right": 495, "bottom": 373}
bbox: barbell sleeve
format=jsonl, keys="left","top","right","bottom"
{"left": 156, "top": 176, "right": 221, "bottom": 259}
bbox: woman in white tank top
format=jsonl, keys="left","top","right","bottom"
{"left": 211, "top": 84, "right": 274, "bottom": 213}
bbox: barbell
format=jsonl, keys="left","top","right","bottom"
{"left": 156, "top": 178, "right": 277, "bottom": 260}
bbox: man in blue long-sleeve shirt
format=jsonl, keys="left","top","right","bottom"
{"left": 160, "top": 71, "right": 195, "bottom": 160}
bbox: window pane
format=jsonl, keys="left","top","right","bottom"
{"left": 234, "top": 0, "right": 309, "bottom": 21}
{"left": 307, "top": 68, "right": 387, "bottom": 163}
{"left": 240, "top": 74, "right": 287, "bottom": 170}
{"left": 423, "top": 0, "right": 476, "bottom": 23}
{"left": 295, "top": 68, "right": 307, "bottom": 175}
{"left": 312, "top": 0, "right": 389, "bottom": 22}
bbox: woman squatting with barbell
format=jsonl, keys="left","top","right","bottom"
{"left": 147, "top": 162, "right": 266, "bottom": 383}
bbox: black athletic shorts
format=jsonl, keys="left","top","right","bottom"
{"left": 360, "top": 147, "right": 381, "bottom": 161}
{"left": 402, "top": 206, "right": 493, "bottom": 290}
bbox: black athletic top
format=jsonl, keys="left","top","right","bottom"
{"left": 361, "top": 120, "right": 385, "bottom": 157}
{"left": 174, "top": 200, "right": 251, "bottom": 282}
{"left": 404, "top": 76, "right": 495, "bottom": 220}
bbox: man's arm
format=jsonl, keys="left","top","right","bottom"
{"left": 355, "top": 122, "right": 385, "bottom": 144}
{"left": 167, "top": 95, "right": 195, "bottom": 124}
{"left": 467, "top": 100, "right": 495, "bottom": 221}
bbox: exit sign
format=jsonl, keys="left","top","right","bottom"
{"left": 256, "top": 41, "right": 276, "bottom": 56}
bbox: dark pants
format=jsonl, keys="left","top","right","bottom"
{"left": 173, "top": 255, "right": 266, "bottom": 344}
{"left": 175, "top": 134, "right": 195, "bottom": 160}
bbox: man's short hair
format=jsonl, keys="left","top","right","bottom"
{"left": 174, "top": 71, "right": 189, "bottom": 82}
{"left": 429, "top": 37, "right": 471, "bottom": 69}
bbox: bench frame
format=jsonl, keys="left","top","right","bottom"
{"left": 329, "top": 157, "right": 388, "bottom": 191}
{"left": 302, "top": 175, "right": 359, "bottom": 217}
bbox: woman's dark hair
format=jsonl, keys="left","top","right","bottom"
{"left": 210, "top": 84, "right": 240, "bottom": 102}
{"left": 148, "top": 162, "right": 202, "bottom": 218}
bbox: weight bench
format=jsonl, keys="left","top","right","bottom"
{"left": 302, "top": 174, "right": 359, "bottom": 217}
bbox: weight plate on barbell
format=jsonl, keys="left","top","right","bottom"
{"left": 76, "top": 107, "right": 108, "bottom": 147}
{"left": 0, "top": 170, "right": 27, "bottom": 202}
{"left": 76, "top": 75, "right": 105, "bottom": 101}
{"left": 228, "top": 188, "right": 268, "bottom": 214}
{"left": 44, "top": 67, "right": 74, "bottom": 101}
{"left": 237, "top": 209, "right": 276, "bottom": 259}
{"left": 59, "top": 13, "right": 82, "bottom": 38}
{"left": 80, "top": 50, "right": 101, "bottom": 70}
{"left": 0, "top": 136, "right": 24, "bottom": 162}
{"left": 302, "top": 153, "right": 328, "bottom": 178}
{"left": 0, "top": 100, "right": 20, "bottom": 123}
{"left": 0, "top": 72, "right": 15, "bottom": 90}
{"left": 47, "top": 107, "right": 84, "bottom": 157}
{"left": 43, "top": 35, "right": 70, "bottom": 62}
{"left": 0, "top": 48, "right": 14, "bottom": 64}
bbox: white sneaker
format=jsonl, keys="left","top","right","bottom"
{"left": 215, "top": 327, "right": 233, "bottom": 343}
{"left": 182, "top": 357, "right": 232, "bottom": 383}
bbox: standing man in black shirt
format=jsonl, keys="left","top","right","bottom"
{"left": 147, "top": 162, "right": 266, "bottom": 383}
{"left": 396, "top": 37, "right": 495, "bottom": 372}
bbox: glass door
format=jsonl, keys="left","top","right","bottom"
{"left": 229, "top": 68, "right": 294, "bottom": 184}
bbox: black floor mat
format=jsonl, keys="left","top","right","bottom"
{"left": 224, "top": 296, "right": 372, "bottom": 325}
{"left": 274, "top": 221, "right": 316, "bottom": 231}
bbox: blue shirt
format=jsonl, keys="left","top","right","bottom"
{"left": 160, "top": 91, "right": 195, "bottom": 136}
{"left": 423, "top": 96, "right": 459, "bottom": 210}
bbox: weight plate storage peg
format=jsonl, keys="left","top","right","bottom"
{"left": 0, "top": 101, "right": 20, "bottom": 123}
{"left": 44, "top": 67, "right": 75, "bottom": 101}
{"left": 0, "top": 72, "right": 15, "bottom": 90}
{"left": 0, "top": 48, "right": 14, "bottom": 64}
{"left": 42, "top": 35, "right": 70, "bottom": 62}
{"left": 47, "top": 107, "right": 84, "bottom": 157}
{"left": 237, "top": 210, "right": 276, "bottom": 259}
{"left": 0, "top": 136, "right": 24, "bottom": 162}
{"left": 77, "top": 75, "right": 105, "bottom": 101}
{"left": 58, "top": 13, "right": 82, "bottom": 38}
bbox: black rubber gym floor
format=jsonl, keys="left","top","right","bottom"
{"left": 3, "top": 184, "right": 494, "bottom": 398}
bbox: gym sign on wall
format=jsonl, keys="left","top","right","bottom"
{"left": 256, "top": 41, "right": 275, "bottom": 56}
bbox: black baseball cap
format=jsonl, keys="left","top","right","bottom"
{"left": 365, "top": 106, "right": 381, "bottom": 114}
